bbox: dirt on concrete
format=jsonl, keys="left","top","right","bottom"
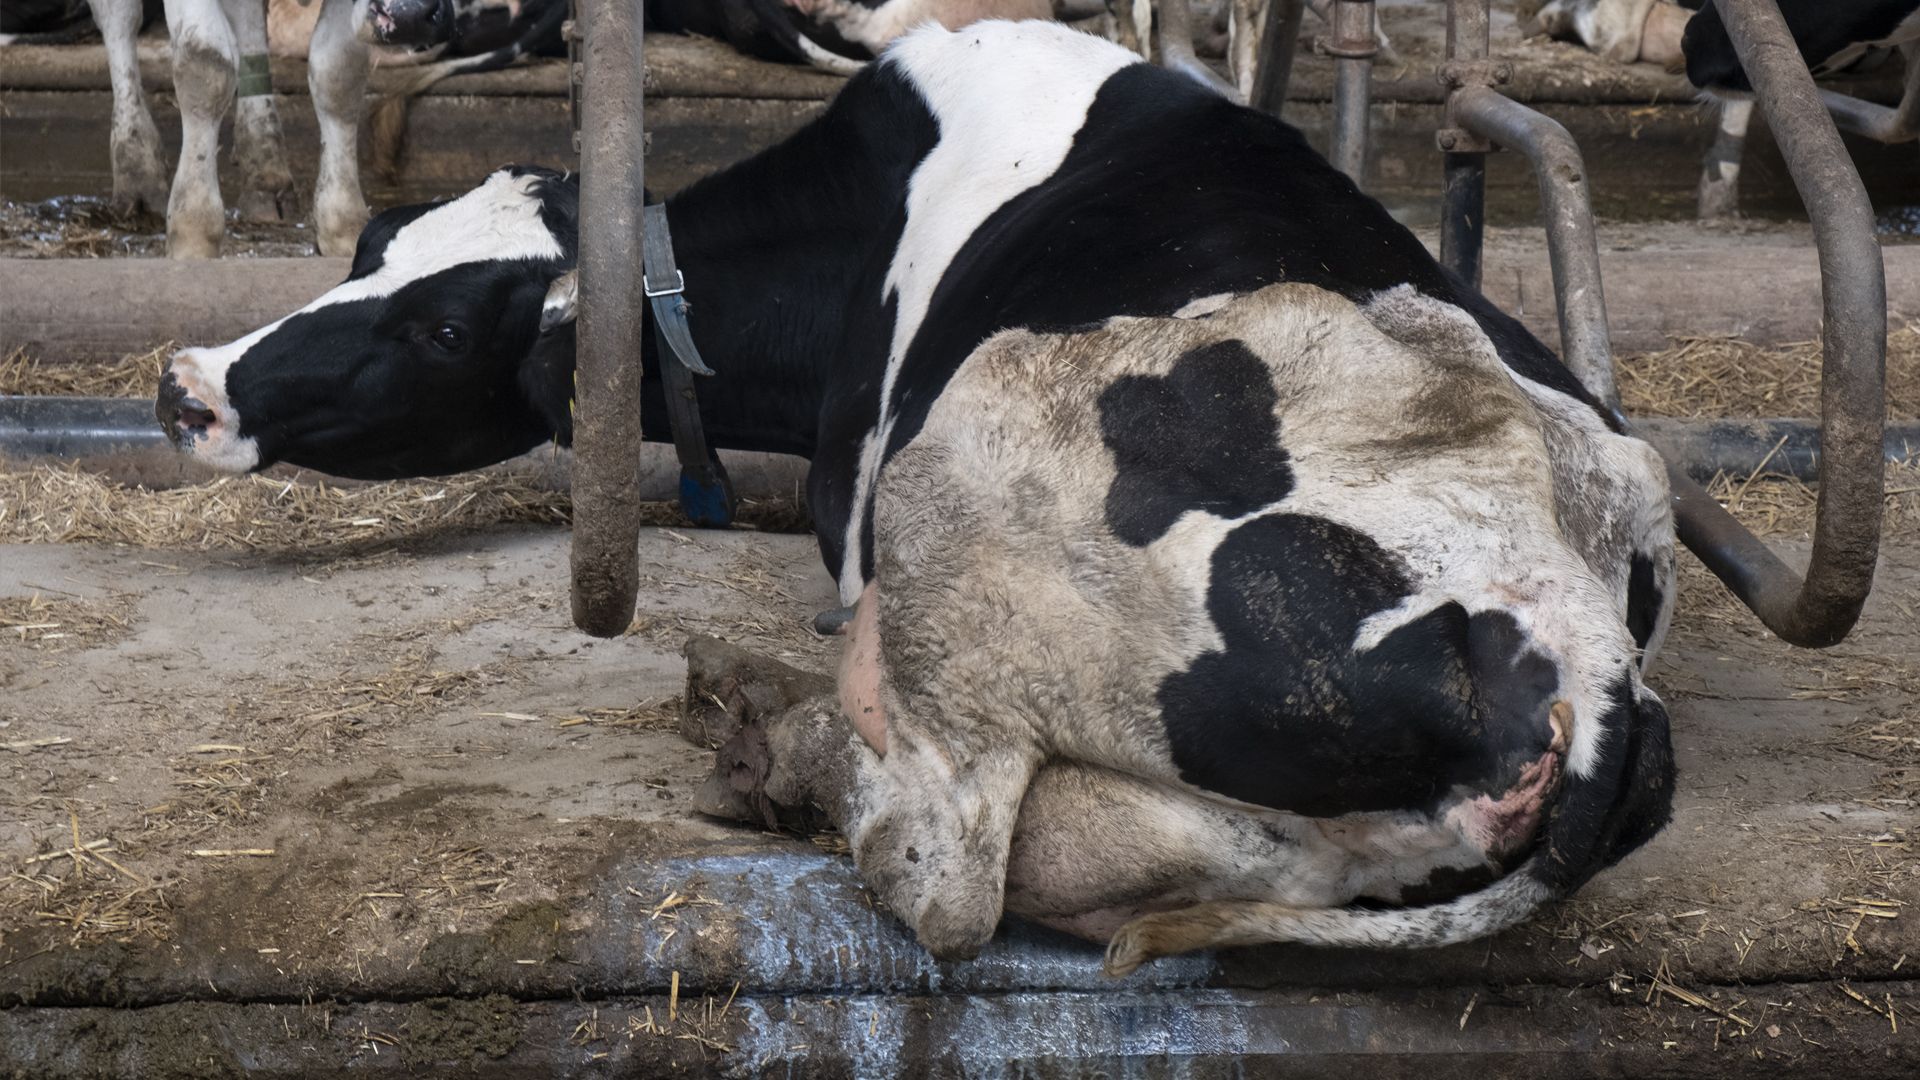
{"left": 0, "top": 463, "right": 1912, "bottom": 1075}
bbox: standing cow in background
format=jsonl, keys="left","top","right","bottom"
{"left": 154, "top": 22, "right": 1679, "bottom": 968}
{"left": 83, "top": 0, "right": 373, "bottom": 256}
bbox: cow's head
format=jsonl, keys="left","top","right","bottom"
{"left": 155, "top": 166, "right": 580, "bottom": 479}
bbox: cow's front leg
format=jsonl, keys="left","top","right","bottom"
{"left": 162, "top": 0, "right": 237, "bottom": 257}
{"left": 686, "top": 624, "right": 1041, "bottom": 961}
{"left": 223, "top": 0, "right": 296, "bottom": 221}
{"left": 307, "top": 0, "right": 369, "bottom": 256}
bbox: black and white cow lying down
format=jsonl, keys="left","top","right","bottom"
{"left": 156, "top": 21, "right": 1678, "bottom": 969}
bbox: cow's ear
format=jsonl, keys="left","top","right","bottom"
{"left": 539, "top": 269, "right": 578, "bottom": 333}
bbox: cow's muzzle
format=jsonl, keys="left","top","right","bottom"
{"left": 156, "top": 368, "right": 217, "bottom": 448}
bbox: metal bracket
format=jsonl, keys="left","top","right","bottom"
{"left": 643, "top": 269, "right": 686, "bottom": 298}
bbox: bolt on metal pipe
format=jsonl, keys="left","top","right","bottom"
{"left": 570, "top": 0, "right": 649, "bottom": 638}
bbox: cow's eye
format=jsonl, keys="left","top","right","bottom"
{"left": 431, "top": 323, "right": 467, "bottom": 351}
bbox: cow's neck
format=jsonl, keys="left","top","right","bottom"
{"left": 640, "top": 76, "right": 936, "bottom": 460}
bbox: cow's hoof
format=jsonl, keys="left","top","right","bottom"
{"left": 692, "top": 709, "right": 827, "bottom": 834}
{"left": 1102, "top": 920, "right": 1158, "bottom": 978}
{"left": 812, "top": 606, "right": 857, "bottom": 636}
{"left": 681, "top": 636, "right": 832, "bottom": 749}
{"left": 236, "top": 186, "right": 297, "bottom": 223}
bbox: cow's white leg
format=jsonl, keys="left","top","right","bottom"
{"left": 223, "top": 0, "right": 297, "bottom": 221}
{"left": 307, "top": 0, "right": 368, "bottom": 257}
{"left": 1697, "top": 98, "right": 1753, "bottom": 220}
{"left": 88, "top": 0, "right": 169, "bottom": 214}
{"left": 163, "top": 0, "right": 238, "bottom": 258}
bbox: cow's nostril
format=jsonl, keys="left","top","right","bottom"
{"left": 177, "top": 398, "right": 217, "bottom": 431}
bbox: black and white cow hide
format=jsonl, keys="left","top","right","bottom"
{"left": 156, "top": 21, "right": 1678, "bottom": 968}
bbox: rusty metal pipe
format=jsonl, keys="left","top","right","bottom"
{"left": 570, "top": 0, "right": 647, "bottom": 638}
{"left": 1672, "top": 0, "right": 1887, "bottom": 648}
{"left": 1454, "top": 86, "right": 1619, "bottom": 410}
{"left": 1251, "top": 0, "right": 1306, "bottom": 116}
{"left": 1326, "top": 1, "right": 1376, "bottom": 184}
{"left": 1158, "top": 0, "right": 1242, "bottom": 100}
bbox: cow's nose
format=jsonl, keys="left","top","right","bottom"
{"left": 156, "top": 370, "right": 216, "bottom": 445}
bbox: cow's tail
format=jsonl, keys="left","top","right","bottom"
{"left": 368, "top": 1, "right": 569, "bottom": 181}
{"left": 1106, "top": 676, "right": 1675, "bottom": 976}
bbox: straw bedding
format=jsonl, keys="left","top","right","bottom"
{"left": 1, "top": 329, "right": 1913, "bottom": 550}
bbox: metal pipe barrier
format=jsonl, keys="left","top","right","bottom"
{"left": 1668, "top": 0, "right": 1887, "bottom": 647}
{"left": 1436, "top": 0, "right": 1489, "bottom": 288}
{"left": 1324, "top": 1, "right": 1376, "bottom": 183}
{"left": 1251, "top": 0, "right": 1306, "bottom": 117}
{"left": 1453, "top": 88, "right": 1617, "bottom": 409}
{"left": 1160, "top": 0, "right": 1242, "bottom": 100}
{"left": 1437, "top": 0, "right": 1888, "bottom": 648}
{"left": 570, "top": 0, "right": 649, "bottom": 638}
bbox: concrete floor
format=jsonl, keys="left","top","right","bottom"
{"left": 0, "top": 518, "right": 1914, "bottom": 1076}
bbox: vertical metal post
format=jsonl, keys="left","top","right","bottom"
{"left": 1437, "top": 0, "right": 1490, "bottom": 285}
{"left": 571, "top": 0, "right": 647, "bottom": 638}
{"left": 1252, "top": 0, "right": 1306, "bottom": 118}
{"left": 1326, "top": 1, "right": 1376, "bottom": 184}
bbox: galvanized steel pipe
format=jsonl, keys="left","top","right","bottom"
{"left": 1437, "top": 0, "right": 1490, "bottom": 284}
{"left": 1454, "top": 86, "right": 1619, "bottom": 410}
{"left": 570, "top": 0, "right": 648, "bottom": 638}
{"left": 1158, "top": 0, "right": 1242, "bottom": 101}
{"left": 1665, "top": 0, "right": 1887, "bottom": 648}
{"left": 1326, "top": 1, "right": 1376, "bottom": 184}
{"left": 1251, "top": 0, "right": 1306, "bottom": 117}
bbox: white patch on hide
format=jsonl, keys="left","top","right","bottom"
{"left": 837, "top": 20, "right": 1140, "bottom": 600}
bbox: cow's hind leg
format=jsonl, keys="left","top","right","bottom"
{"left": 224, "top": 0, "right": 296, "bottom": 221}
{"left": 89, "top": 0, "right": 168, "bottom": 215}
{"left": 162, "top": 0, "right": 237, "bottom": 257}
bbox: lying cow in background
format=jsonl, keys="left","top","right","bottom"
{"left": 645, "top": 0, "right": 1057, "bottom": 75}
{"left": 1535, "top": 0, "right": 1920, "bottom": 217}
{"left": 156, "top": 21, "right": 1676, "bottom": 967}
